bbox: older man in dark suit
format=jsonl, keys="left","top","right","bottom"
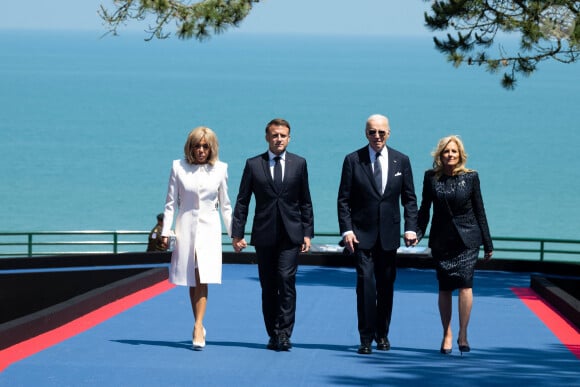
{"left": 232, "top": 118, "right": 314, "bottom": 351}
{"left": 337, "top": 114, "right": 418, "bottom": 355}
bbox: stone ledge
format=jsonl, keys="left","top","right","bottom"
{"left": 530, "top": 275, "right": 580, "bottom": 330}
{"left": 0, "top": 267, "right": 167, "bottom": 350}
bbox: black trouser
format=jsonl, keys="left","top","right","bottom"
{"left": 255, "top": 230, "right": 300, "bottom": 339}
{"left": 355, "top": 245, "right": 397, "bottom": 342}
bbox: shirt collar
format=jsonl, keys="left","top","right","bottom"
{"left": 268, "top": 150, "right": 286, "bottom": 161}
{"left": 368, "top": 145, "right": 386, "bottom": 159}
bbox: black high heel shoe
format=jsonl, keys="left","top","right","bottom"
{"left": 457, "top": 339, "right": 470, "bottom": 355}
{"left": 440, "top": 339, "right": 452, "bottom": 355}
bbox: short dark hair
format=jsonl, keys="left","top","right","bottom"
{"left": 265, "top": 118, "right": 291, "bottom": 133}
{"left": 156, "top": 213, "right": 164, "bottom": 222}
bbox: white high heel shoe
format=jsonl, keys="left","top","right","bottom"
{"left": 193, "top": 327, "right": 206, "bottom": 350}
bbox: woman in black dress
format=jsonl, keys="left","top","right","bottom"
{"left": 417, "top": 135, "right": 493, "bottom": 355}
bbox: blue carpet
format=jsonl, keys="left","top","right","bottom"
{"left": 0, "top": 265, "right": 578, "bottom": 386}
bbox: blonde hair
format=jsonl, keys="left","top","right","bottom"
{"left": 431, "top": 135, "right": 472, "bottom": 177}
{"left": 184, "top": 126, "right": 219, "bottom": 165}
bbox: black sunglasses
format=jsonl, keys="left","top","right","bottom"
{"left": 367, "top": 130, "right": 387, "bottom": 137}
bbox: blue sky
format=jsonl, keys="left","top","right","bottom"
{"left": 0, "top": 0, "right": 432, "bottom": 36}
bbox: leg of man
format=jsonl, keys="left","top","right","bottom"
{"left": 374, "top": 248, "right": 397, "bottom": 339}
{"left": 256, "top": 246, "right": 279, "bottom": 340}
{"left": 355, "top": 248, "right": 377, "bottom": 342}
{"left": 277, "top": 241, "right": 300, "bottom": 339}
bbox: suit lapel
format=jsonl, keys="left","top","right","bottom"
{"left": 260, "top": 153, "right": 277, "bottom": 192}
{"left": 282, "top": 154, "right": 293, "bottom": 191}
{"left": 383, "top": 149, "right": 397, "bottom": 196}
{"left": 358, "top": 147, "right": 382, "bottom": 196}
{"left": 278, "top": 152, "right": 295, "bottom": 193}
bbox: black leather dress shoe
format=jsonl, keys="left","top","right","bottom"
{"left": 376, "top": 336, "right": 390, "bottom": 351}
{"left": 357, "top": 342, "right": 372, "bottom": 355}
{"left": 278, "top": 334, "right": 292, "bottom": 351}
{"left": 267, "top": 336, "right": 278, "bottom": 350}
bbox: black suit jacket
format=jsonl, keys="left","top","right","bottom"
{"left": 232, "top": 151, "right": 314, "bottom": 247}
{"left": 417, "top": 170, "right": 493, "bottom": 253}
{"left": 337, "top": 145, "right": 418, "bottom": 251}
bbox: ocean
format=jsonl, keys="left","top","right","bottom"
{"left": 1, "top": 30, "right": 579, "bottom": 242}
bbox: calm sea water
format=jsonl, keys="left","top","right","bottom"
{"left": 1, "top": 30, "right": 579, "bottom": 241}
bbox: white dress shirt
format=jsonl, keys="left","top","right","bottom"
{"left": 370, "top": 146, "right": 388, "bottom": 193}
{"left": 268, "top": 150, "right": 286, "bottom": 181}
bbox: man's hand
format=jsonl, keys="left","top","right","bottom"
{"left": 301, "top": 237, "right": 311, "bottom": 253}
{"left": 343, "top": 232, "right": 359, "bottom": 254}
{"left": 232, "top": 237, "right": 247, "bottom": 253}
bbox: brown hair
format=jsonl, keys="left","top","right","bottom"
{"left": 265, "top": 118, "right": 291, "bottom": 133}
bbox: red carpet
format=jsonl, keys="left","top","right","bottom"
{"left": 512, "top": 287, "right": 580, "bottom": 359}
{"left": 0, "top": 280, "right": 174, "bottom": 372}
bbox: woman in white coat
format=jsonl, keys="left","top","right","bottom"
{"left": 161, "top": 126, "right": 232, "bottom": 350}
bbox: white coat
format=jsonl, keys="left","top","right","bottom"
{"left": 162, "top": 159, "right": 232, "bottom": 286}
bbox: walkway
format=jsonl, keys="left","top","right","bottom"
{"left": 1, "top": 265, "right": 579, "bottom": 386}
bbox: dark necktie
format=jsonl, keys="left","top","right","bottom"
{"left": 374, "top": 151, "right": 382, "bottom": 193}
{"left": 274, "top": 156, "right": 282, "bottom": 190}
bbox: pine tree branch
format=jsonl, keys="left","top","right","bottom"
{"left": 424, "top": 0, "right": 580, "bottom": 89}
{"left": 99, "top": 0, "right": 261, "bottom": 41}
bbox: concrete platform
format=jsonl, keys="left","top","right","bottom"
{"left": 1, "top": 259, "right": 579, "bottom": 385}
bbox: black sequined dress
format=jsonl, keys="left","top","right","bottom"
{"left": 417, "top": 171, "right": 493, "bottom": 291}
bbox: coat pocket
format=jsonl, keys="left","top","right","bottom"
{"left": 452, "top": 214, "right": 482, "bottom": 248}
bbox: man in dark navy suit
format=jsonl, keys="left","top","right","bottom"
{"left": 232, "top": 118, "right": 314, "bottom": 351}
{"left": 337, "top": 114, "right": 418, "bottom": 354}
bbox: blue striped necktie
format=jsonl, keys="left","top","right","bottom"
{"left": 274, "top": 156, "right": 282, "bottom": 190}
{"left": 374, "top": 151, "right": 382, "bottom": 192}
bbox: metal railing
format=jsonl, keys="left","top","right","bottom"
{"left": 0, "top": 231, "right": 579, "bottom": 263}
{"left": 0, "top": 231, "right": 148, "bottom": 257}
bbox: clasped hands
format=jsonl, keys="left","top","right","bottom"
{"left": 404, "top": 231, "right": 419, "bottom": 247}
{"left": 232, "top": 237, "right": 247, "bottom": 253}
